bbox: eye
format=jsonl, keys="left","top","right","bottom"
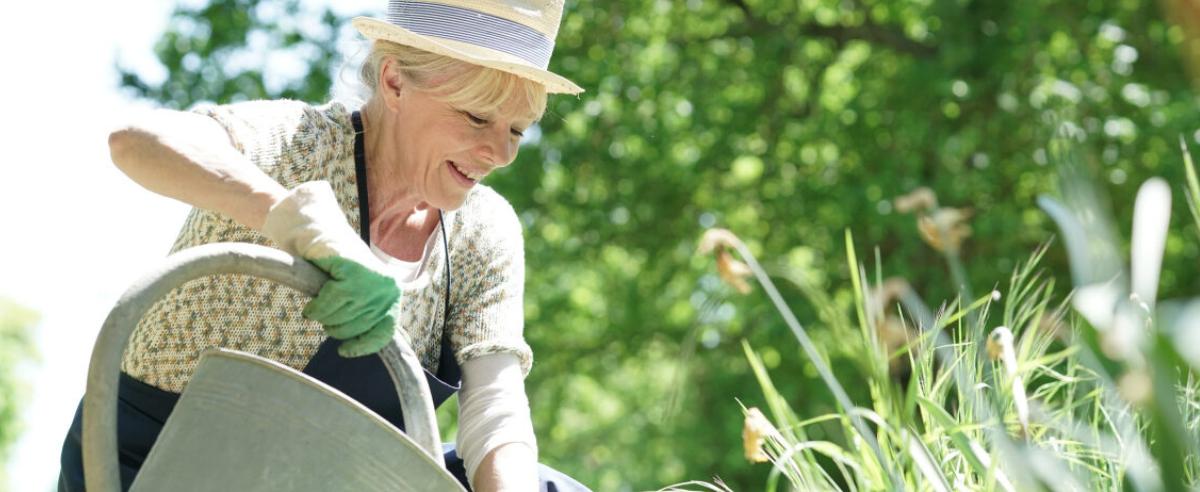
{"left": 464, "top": 112, "right": 489, "bottom": 125}
{"left": 511, "top": 127, "right": 525, "bottom": 138}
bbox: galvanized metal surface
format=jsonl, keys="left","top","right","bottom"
{"left": 82, "top": 243, "right": 456, "bottom": 492}
{"left": 130, "top": 348, "right": 463, "bottom": 491}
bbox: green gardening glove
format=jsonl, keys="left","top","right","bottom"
{"left": 262, "top": 181, "right": 402, "bottom": 357}
{"left": 302, "top": 256, "right": 402, "bottom": 357}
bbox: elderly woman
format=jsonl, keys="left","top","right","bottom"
{"left": 58, "top": 1, "right": 589, "bottom": 491}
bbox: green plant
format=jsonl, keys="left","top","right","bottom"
{"left": 1182, "top": 137, "right": 1200, "bottom": 242}
{"left": 684, "top": 138, "right": 1200, "bottom": 491}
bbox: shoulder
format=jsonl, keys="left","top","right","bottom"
{"left": 190, "top": 99, "right": 354, "bottom": 151}
{"left": 191, "top": 99, "right": 350, "bottom": 123}
{"left": 446, "top": 185, "right": 525, "bottom": 274}
{"left": 453, "top": 185, "right": 522, "bottom": 243}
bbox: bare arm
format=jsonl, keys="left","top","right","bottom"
{"left": 108, "top": 109, "right": 288, "bottom": 230}
{"left": 473, "top": 443, "right": 538, "bottom": 492}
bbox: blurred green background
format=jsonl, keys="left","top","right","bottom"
{"left": 8, "top": 0, "right": 1195, "bottom": 490}
{"left": 0, "top": 300, "right": 38, "bottom": 492}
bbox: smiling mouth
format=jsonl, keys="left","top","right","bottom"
{"left": 449, "top": 160, "right": 486, "bottom": 181}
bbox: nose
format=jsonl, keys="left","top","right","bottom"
{"left": 477, "top": 125, "right": 518, "bottom": 168}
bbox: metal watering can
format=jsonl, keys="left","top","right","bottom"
{"left": 82, "top": 243, "right": 467, "bottom": 492}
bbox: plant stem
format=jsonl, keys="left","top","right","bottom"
{"left": 729, "top": 237, "right": 905, "bottom": 492}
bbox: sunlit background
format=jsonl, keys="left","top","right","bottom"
{"left": 1, "top": 2, "right": 179, "bottom": 491}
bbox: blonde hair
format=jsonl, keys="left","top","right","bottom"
{"left": 360, "top": 40, "right": 547, "bottom": 121}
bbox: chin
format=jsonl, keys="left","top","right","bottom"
{"left": 433, "top": 194, "right": 469, "bottom": 212}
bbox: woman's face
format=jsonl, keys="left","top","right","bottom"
{"left": 388, "top": 82, "right": 536, "bottom": 211}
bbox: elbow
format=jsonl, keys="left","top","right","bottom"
{"left": 107, "top": 118, "right": 161, "bottom": 176}
{"left": 107, "top": 124, "right": 141, "bottom": 172}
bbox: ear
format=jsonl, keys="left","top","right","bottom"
{"left": 379, "top": 58, "right": 406, "bottom": 114}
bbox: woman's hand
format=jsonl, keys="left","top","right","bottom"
{"left": 263, "top": 181, "right": 401, "bottom": 357}
{"left": 302, "top": 255, "right": 402, "bottom": 357}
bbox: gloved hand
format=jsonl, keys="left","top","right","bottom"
{"left": 261, "top": 180, "right": 399, "bottom": 357}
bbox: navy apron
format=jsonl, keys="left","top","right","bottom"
{"left": 58, "top": 111, "right": 589, "bottom": 492}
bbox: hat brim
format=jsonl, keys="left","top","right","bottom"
{"left": 353, "top": 17, "right": 583, "bottom": 95}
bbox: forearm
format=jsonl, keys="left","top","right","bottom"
{"left": 457, "top": 354, "right": 540, "bottom": 490}
{"left": 108, "top": 109, "right": 287, "bottom": 230}
{"left": 472, "top": 442, "right": 538, "bottom": 492}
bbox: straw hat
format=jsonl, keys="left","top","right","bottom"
{"left": 353, "top": 0, "right": 583, "bottom": 94}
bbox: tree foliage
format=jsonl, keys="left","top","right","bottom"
{"left": 0, "top": 298, "right": 38, "bottom": 492}
{"left": 120, "top": 0, "right": 1200, "bottom": 488}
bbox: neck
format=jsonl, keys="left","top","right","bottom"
{"left": 360, "top": 105, "right": 430, "bottom": 213}
{"left": 359, "top": 105, "right": 437, "bottom": 253}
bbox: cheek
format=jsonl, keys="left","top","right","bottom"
{"left": 420, "top": 130, "right": 456, "bottom": 155}
{"left": 442, "top": 126, "right": 475, "bottom": 149}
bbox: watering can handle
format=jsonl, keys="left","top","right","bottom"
{"left": 82, "top": 243, "right": 445, "bottom": 492}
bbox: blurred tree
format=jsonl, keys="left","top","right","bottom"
{"left": 0, "top": 298, "right": 38, "bottom": 492}
{"left": 1160, "top": 0, "right": 1200, "bottom": 90}
{"left": 118, "top": 0, "right": 1200, "bottom": 489}
{"left": 117, "top": 0, "right": 349, "bottom": 108}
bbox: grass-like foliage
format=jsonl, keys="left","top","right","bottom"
{"left": 679, "top": 137, "right": 1200, "bottom": 491}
